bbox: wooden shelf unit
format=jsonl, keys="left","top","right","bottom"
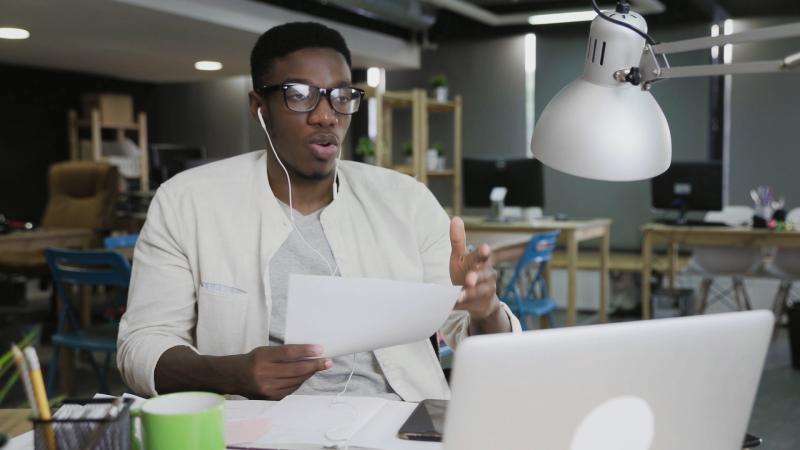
{"left": 373, "top": 88, "right": 462, "bottom": 216}
{"left": 67, "top": 109, "right": 149, "bottom": 192}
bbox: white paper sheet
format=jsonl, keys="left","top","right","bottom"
{"left": 250, "top": 395, "right": 442, "bottom": 450}
{"left": 285, "top": 275, "right": 461, "bottom": 357}
{"left": 254, "top": 395, "right": 388, "bottom": 448}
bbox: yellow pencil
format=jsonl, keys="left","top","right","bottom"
{"left": 10, "top": 345, "right": 39, "bottom": 417}
{"left": 23, "top": 346, "right": 56, "bottom": 450}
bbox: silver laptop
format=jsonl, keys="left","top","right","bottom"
{"left": 443, "top": 310, "right": 772, "bottom": 450}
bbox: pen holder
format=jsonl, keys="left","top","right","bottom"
{"left": 752, "top": 215, "right": 768, "bottom": 229}
{"left": 31, "top": 398, "right": 133, "bottom": 450}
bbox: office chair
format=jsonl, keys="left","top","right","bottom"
{"left": 689, "top": 206, "right": 763, "bottom": 313}
{"left": 0, "top": 161, "right": 119, "bottom": 278}
{"left": 44, "top": 248, "right": 131, "bottom": 395}
{"left": 499, "top": 230, "right": 559, "bottom": 330}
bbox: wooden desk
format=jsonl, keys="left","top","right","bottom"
{"left": 463, "top": 217, "right": 612, "bottom": 326}
{"left": 640, "top": 223, "right": 800, "bottom": 319}
{"left": 0, "top": 409, "right": 32, "bottom": 439}
{"left": 0, "top": 227, "right": 96, "bottom": 327}
{"left": 0, "top": 228, "right": 94, "bottom": 253}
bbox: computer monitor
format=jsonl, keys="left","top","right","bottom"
{"left": 150, "top": 144, "right": 207, "bottom": 186}
{"left": 463, "top": 158, "right": 544, "bottom": 208}
{"left": 651, "top": 161, "right": 723, "bottom": 221}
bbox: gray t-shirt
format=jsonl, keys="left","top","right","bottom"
{"left": 268, "top": 201, "right": 401, "bottom": 400}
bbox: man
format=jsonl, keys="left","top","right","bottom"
{"left": 117, "top": 22, "right": 520, "bottom": 401}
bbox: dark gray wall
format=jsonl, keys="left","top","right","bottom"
{"left": 388, "top": 36, "right": 528, "bottom": 160}
{"left": 155, "top": 76, "right": 253, "bottom": 158}
{"left": 728, "top": 17, "right": 800, "bottom": 209}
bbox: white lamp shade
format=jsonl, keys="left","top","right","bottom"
{"left": 531, "top": 9, "right": 672, "bottom": 181}
{"left": 532, "top": 78, "right": 671, "bottom": 181}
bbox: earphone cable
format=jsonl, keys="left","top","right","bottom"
{"left": 258, "top": 108, "right": 340, "bottom": 277}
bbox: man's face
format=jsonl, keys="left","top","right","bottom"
{"left": 250, "top": 47, "right": 352, "bottom": 180}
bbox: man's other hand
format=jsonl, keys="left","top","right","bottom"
{"left": 449, "top": 216, "right": 502, "bottom": 321}
{"left": 240, "top": 345, "right": 332, "bottom": 399}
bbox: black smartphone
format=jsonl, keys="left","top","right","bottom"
{"left": 397, "top": 399, "right": 448, "bottom": 442}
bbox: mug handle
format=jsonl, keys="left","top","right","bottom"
{"left": 130, "top": 407, "right": 144, "bottom": 450}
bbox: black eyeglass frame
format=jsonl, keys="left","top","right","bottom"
{"left": 257, "top": 83, "right": 366, "bottom": 115}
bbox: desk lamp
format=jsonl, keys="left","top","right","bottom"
{"left": 532, "top": 0, "right": 800, "bottom": 181}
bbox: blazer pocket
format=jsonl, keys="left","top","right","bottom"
{"left": 199, "top": 281, "right": 247, "bottom": 296}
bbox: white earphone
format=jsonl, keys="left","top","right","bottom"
{"left": 258, "top": 105, "right": 357, "bottom": 446}
{"left": 257, "top": 106, "right": 339, "bottom": 276}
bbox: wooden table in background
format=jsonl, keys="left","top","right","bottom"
{"left": 463, "top": 217, "right": 612, "bottom": 326}
{"left": 640, "top": 223, "right": 800, "bottom": 319}
{"left": 0, "top": 409, "right": 32, "bottom": 439}
{"left": 0, "top": 228, "right": 94, "bottom": 253}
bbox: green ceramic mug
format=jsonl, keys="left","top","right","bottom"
{"left": 131, "top": 392, "right": 225, "bottom": 450}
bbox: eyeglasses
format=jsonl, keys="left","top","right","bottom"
{"left": 258, "top": 83, "right": 365, "bottom": 115}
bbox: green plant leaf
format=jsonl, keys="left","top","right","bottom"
{"left": 355, "top": 136, "right": 375, "bottom": 157}
{"left": 429, "top": 74, "right": 448, "bottom": 87}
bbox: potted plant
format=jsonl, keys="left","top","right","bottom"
{"left": 426, "top": 144, "right": 440, "bottom": 171}
{"left": 430, "top": 74, "right": 448, "bottom": 101}
{"left": 402, "top": 141, "right": 414, "bottom": 166}
{"left": 355, "top": 136, "right": 376, "bottom": 165}
{"left": 433, "top": 143, "right": 446, "bottom": 170}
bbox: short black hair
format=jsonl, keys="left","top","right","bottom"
{"left": 250, "top": 22, "right": 352, "bottom": 89}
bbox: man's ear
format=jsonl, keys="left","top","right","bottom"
{"left": 248, "top": 91, "right": 263, "bottom": 121}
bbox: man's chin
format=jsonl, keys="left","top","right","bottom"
{"left": 297, "top": 164, "right": 336, "bottom": 181}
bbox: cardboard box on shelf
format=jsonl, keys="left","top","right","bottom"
{"left": 81, "top": 93, "right": 134, "bottom": 124}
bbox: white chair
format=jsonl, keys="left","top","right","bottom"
{"left": 765, "top": 207, "right": 800, "bottom": 323}
{"left": 689, "top": 206, "right": 763, "bottom": 313}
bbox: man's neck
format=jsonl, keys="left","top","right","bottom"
{"left": 266, "top": 163, "right": 335, "bottom": 215}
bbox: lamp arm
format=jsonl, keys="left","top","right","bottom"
{"left": 652, "top": 22, "right": 800, "bottom": 55}
{"left": 645, "top": 57, "right": 799, "bottom": 82}
{"left": 633, "top": 22, "right": 800, "bottom": 87}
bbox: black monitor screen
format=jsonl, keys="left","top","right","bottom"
{"left": 651, "top": 161, "right": 723, "bottom": 212}
{"left": 463, "top": 158, "right": 544, "bottom": 208}
{"left": 150, "top": 144, "right": 207, "bottom": 185}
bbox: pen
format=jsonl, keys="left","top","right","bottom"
{"left": 11, "top": 345, "right": 39, "bottom": 417}
{"left": 24, "top": 346, "right": 56, "bottom": 450}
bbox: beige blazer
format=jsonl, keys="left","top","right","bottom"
{"left": 117, "top": 151, "right": 521, "bottom": 399}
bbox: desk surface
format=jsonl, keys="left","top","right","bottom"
{"left": 0, "top": 228, "right": 95, "bottom": 252}
{"left": 642, "top": 223, "right": 800, "bottom": 246}
{"left": 0, "top": 409, "right": 31, "bottom": 439}
{"left": 643, "top": 223, "right": 800, "bottom": 234}
{"left": 4, "top": 400, "right": 438, "bottom": 450}
{"left": 463, "top": 216, "right": 611, "bottom": 231}
{"left": 0, "top": 228, "right": 93, "bottom": 241}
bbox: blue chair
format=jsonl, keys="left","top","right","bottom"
{"left": 44, "top": 248, "right": 131, "bottom": 395}
{"left": 103, "top": 233, "right": 138, "bottom": 250}
{"left": 499, "top": 230, "right": 560, "bottom": 330}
